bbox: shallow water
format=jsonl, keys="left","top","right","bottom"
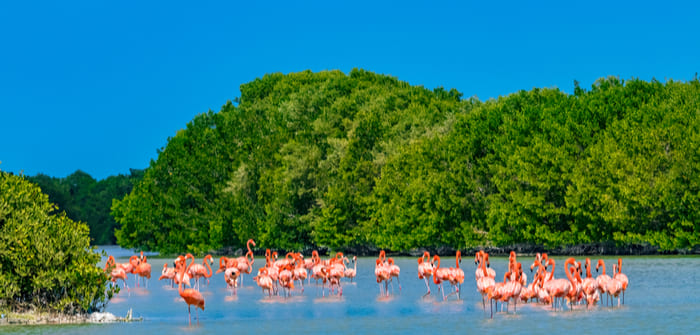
{"left": 4, "top": 247, "right": 699, "bottom": 334}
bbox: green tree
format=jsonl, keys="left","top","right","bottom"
{"left": 0, "top": 171, "right": 115, "bottom": 313}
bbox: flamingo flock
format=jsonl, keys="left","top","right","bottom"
{"left": 104, "top": 244, "right": 631, "bottom": 325}
{"left": 467, "top": 251, "right": 630, "bottom": 318}
{"left": 103, "top": 251, "right": 152, "bottom": 292}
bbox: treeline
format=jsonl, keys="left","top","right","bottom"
{"left": 112, "top": 69, "right": 700, "bottom": 254}
{"left": 26, "top": 169, "right": 143, "bottom": 245}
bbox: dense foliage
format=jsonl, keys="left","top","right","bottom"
{"left": 26, "top": 169, "right": 143, "bottom": 245}
{"left": 113, "top": 70, "right": 700, "bottom": 253}
{"left": 0, "top": 171, "right": 115, "bottom": 313}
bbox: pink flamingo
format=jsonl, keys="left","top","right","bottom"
{"left": 375, "top": 258, "right": 391, "bottom": 297}
{"left": 292, "top": 253, "right": 308, "bottom": 292}
{"left": 446, "top": 251, "right": 465, "bottom": 299}
{"left": 327, "top": 253, "right": 346, "bottom": 295}
{"left": 278, "top": 263, "right": 295, "bottom": 298}
{"left": 133, "top": 253, "right": 152, "bottom": 288}
{"left": 475, "top": 252, "right": 496, "bottom": 311}
{"left": 475, "top": 251, "right": 496, "bottom": 279}
{"left": 582, "top": 258, "right": 599, "bottom": 307}
{"left": 344, "top": 256, "right": 357, "bottom": 282}
{"left": 542, "top": 258, "right": 573, "bottom": 310}
{"left": 417, "top": 251, "right": 434, "bottom": 297}
{"left": 159, "top": 263, "right": 177, "bottom": 287}
{"left": 188, "top": 254, "right": 214, "bottom": 291}
{"left": 253, "top": 267, "right": 274, "bottom": 297}
{"left": 607, "top": 264, "right": 624, "bottom": 307}
{"left": 596, "top": 259, "right": 612, "bottom": 305}
{"left": 532, "top": 266, "right": 552, "bottom": 305}
{"left": 176, "top": 255, "right": 204, "bottom": 325}
{"left": 310, "top": 251, "right": 325, "bottom": 287}
{"left": 488, "top": 270, "right": 517, "bottom": 318}
{"left": 565, "top": 259, "right": 583, "bottom": 309}
{"left": 235, "top": 239, "right": 256, "bottom": 286}
{"left": 432, "top": 255, "right": 452, "bottom": 301}
{"left": 614, "top": 258, "right": 629, "bottom": 304}
{"left": 387, "top": 257, "right": 401, "bottom": 294}
{"left": 104, "top": 256, "right": 129, "bottom": 290}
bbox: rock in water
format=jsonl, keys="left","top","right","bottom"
{"left": 88, "top": 312, "right": 118, "bottom": 323}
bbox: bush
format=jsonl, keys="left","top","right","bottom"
{"left": 0, "top": 171, "right": 115, "bottom": 314}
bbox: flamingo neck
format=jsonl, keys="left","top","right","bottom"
{"left": 204, "top": 256, "right": 213, "bottom": 278}
{"left": 564, "top": 259, "right": 575, "bottom": 285}
{"left": 480, "top": 253, "right": 489, "bottom": 277}
{"left": 433, "top": 257, "right": 441, "bottom": 284}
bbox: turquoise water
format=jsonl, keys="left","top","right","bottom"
{"left": 4, "top": 247, "right": 698, "bottom": 334}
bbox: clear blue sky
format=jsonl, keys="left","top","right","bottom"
{"left": 1, "top": 1, "right": 698, "bottom": 180}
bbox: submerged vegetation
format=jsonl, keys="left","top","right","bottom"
{"left": 111, "top": 70, "right": 700, "bottom": 254}
{"left": 0, "top": 171, "right": 116, "bottom": 314}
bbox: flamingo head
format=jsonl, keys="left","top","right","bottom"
{"left": 596, "top": 259, "right": 604, "bottom": 272}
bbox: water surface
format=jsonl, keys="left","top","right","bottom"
{"left": 4, "top": 247, "right": 697, "bottom": 334}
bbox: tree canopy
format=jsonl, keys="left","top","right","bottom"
{"left": 26, "top": 169, "right": 143, "bottom": 245}
{"left": 112, "top": 70, "right": 700, "bottom": 253}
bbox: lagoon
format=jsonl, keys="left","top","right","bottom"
{"left": 3, "top": 246, "right": 698, "bottom": 334}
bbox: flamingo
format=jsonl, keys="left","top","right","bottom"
{"left": 127, "top": 255, "right": 140, "bottom": 286}
{"left": 134, "top": 254, "right": 152, "bottom": 288}
{"left": 104, "top": 256, "right": 129, "bottom": 290}
{"left": 582, "top": 258, "right": 599, "bottom": 307}
{"left": 614, "top": 258, "right": 629, "bottom": 304}
{"left": 176, "top": 255, "right": 205, "bottom": 325}
{"left": 532, "top": 266, "right": 552, "bottom": 305}
{"left": 417, "top": 251, "right": 434, "bottom": 297}
{"left": 344, "top": 256, "right": 357, "bottom": 282}
{"left": 542, "top": 258, "right": 572, "bottom": 311}
{"left": 475, "top": 252, "right": 495, "bottom": 311}
{"left": 188, "top": 254, "right": 214, "bottom": 291}
{"left": 235, "top": 239, "right": 256, "bottom": 287}
{"left": 278, "top": 263, "right": 295, "bottom": 298}
{"left": 446, "top": 251, "right": 465, "bottom": 299}
{"left": 375, "top": 258, "right": 391, "bottom": 297}
{"left": 607, "top": 264, "right": 624, "bottom": 307}
{"left": 224, "top": 267, "right": 240, "bottom": 295}
{"left": 508, "top": 263, "right": 524, "bottom": 311}
{"left": 432, "top": 255, "right": 452, "bottom": 301}
{"left": 488, "top": 270, "right": 518, "bottom": 318}
{"left": 293, "top": 253, "right": 308, "bottom": 292}
{"left": 253, "top": 267, "right": 274, "bottom": 297}
{"left": 159, "top": 263, "right": 177, "bottom": 287}
{"left": 565, "top": 258, "right": 583, "bottom": 309}
{"left": 264, "top": 250, "right": 280, "bottom": 295}
{"left": 304, "top": 250, "right": 319, "bottom": 285}
{"left": 596, "top": 259, "right": 612, "bottom": 305}
{"left": 475, "top": 251, "right": 496, "bottom": 280}
{"left": 387, "top": 257, "right": 401, "bottom": 294}
{"left": 310, "top": 252, "right": 326, "bottom": 288}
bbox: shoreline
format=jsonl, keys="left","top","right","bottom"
{"left": 207, "top": 242, "right": 700, "bottom": 258}
{"left": 0, "top": 309, "right": 141, "bottom": 326}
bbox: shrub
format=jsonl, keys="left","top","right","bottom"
{"left": 0, "top": 172, "right": 115, "bottom": 314}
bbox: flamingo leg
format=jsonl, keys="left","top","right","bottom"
{"left": 423, "top": 277, "right": 431, "bottom": 297}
